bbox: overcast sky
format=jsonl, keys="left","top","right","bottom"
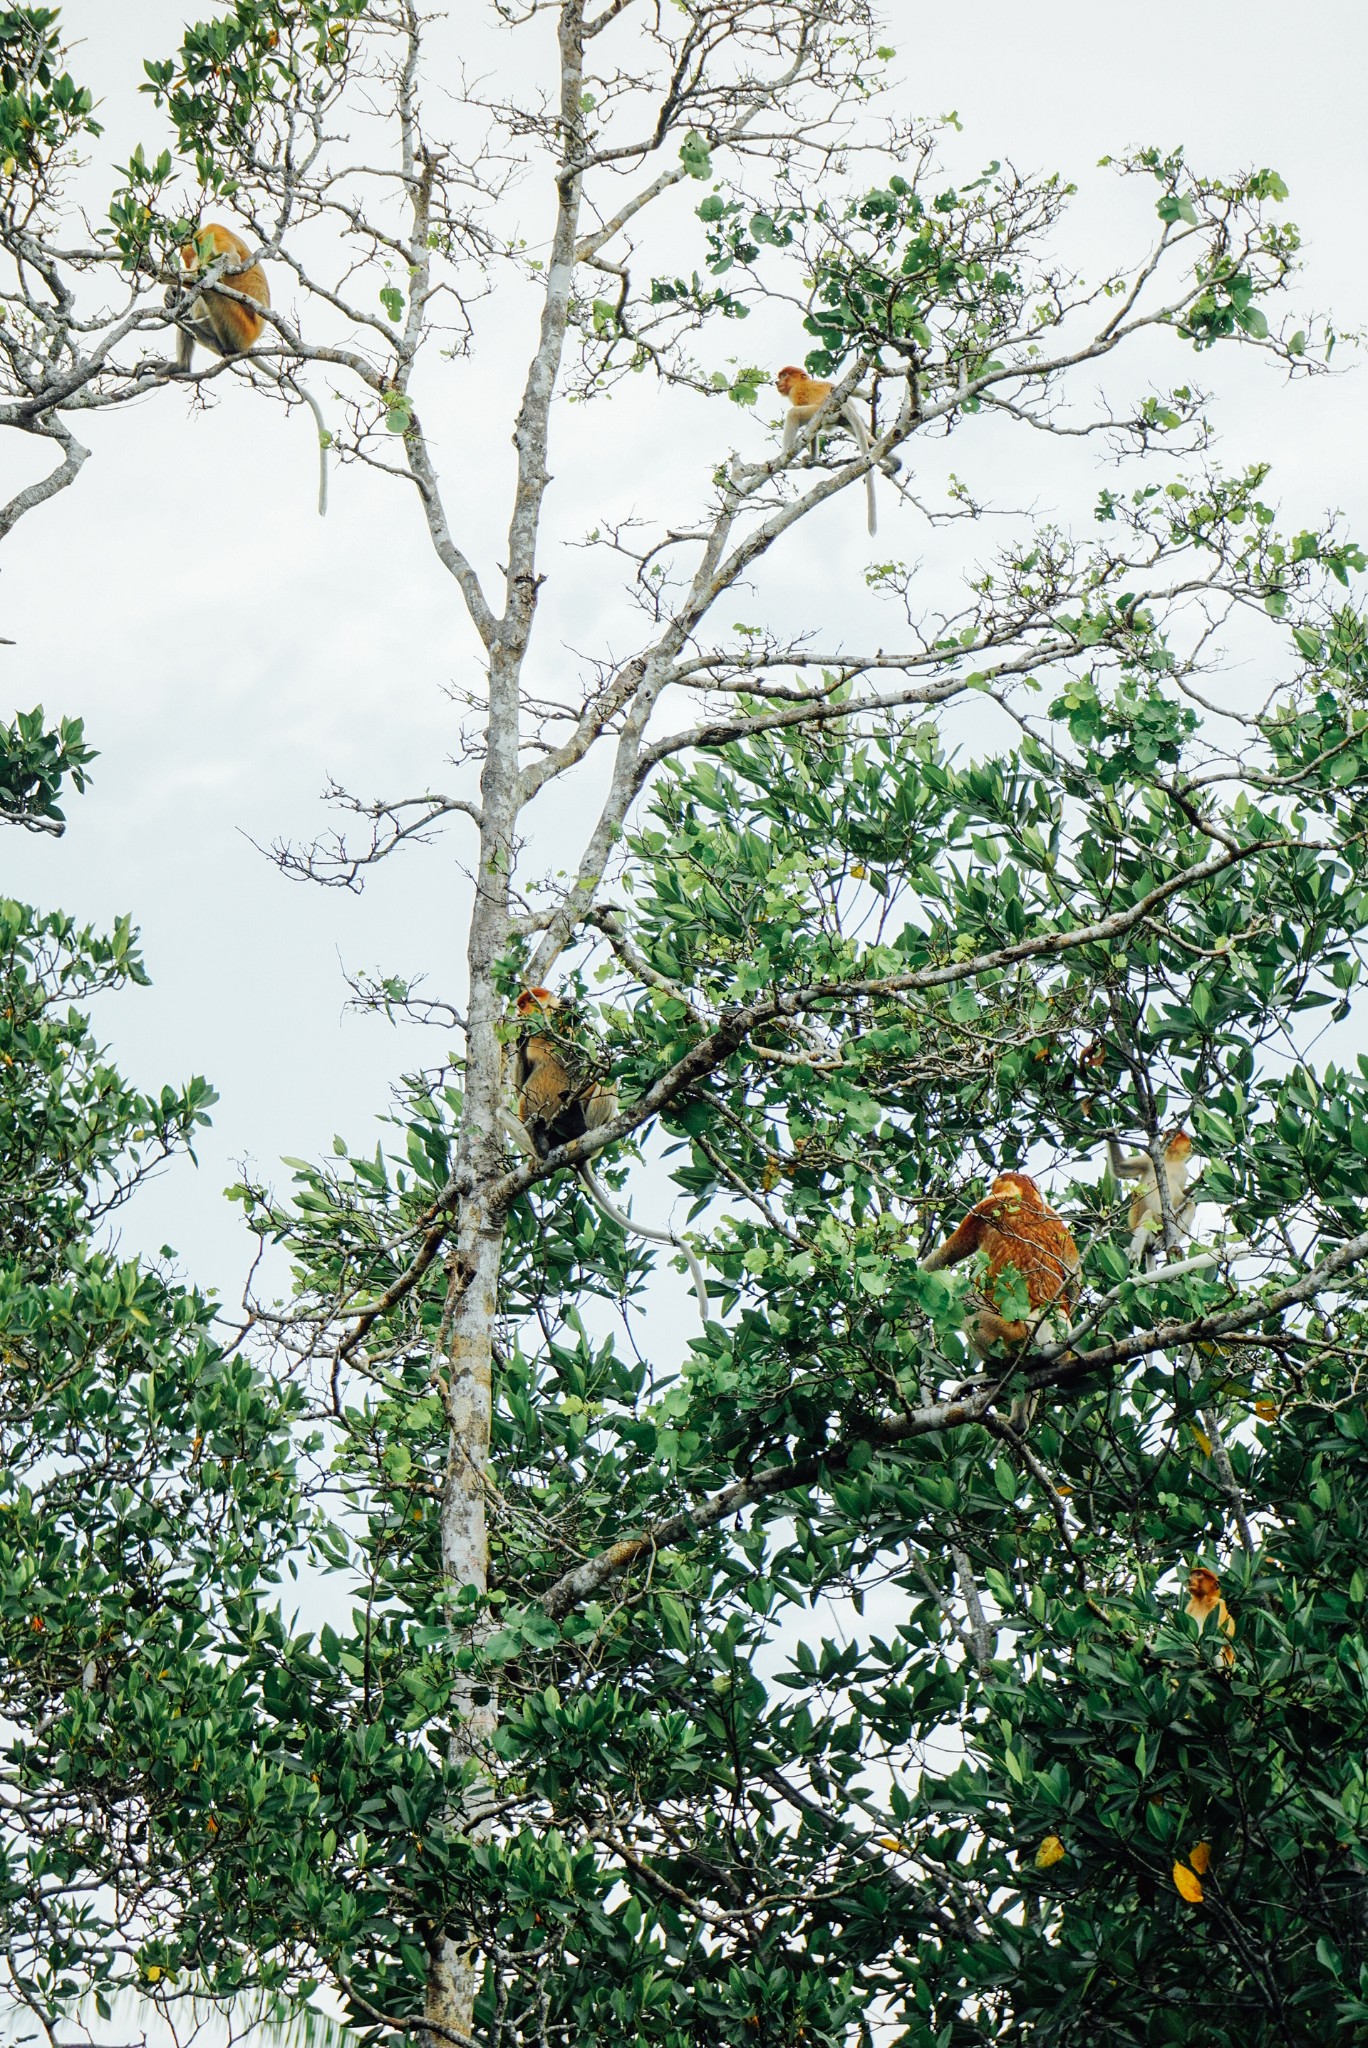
{"left": 5, "top": 0, "right": 1367, "bottom": 1319}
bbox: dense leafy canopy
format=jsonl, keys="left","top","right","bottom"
{"left": 235, "top": 646, "right": 1368, "bottom": 2045}
{"left": 0, "top": 718, "right": 308, "bottom": 2019}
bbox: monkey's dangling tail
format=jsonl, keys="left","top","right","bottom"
{"left": 498, "top": 1106, "right": 709, "bottom": 1324}
{"left": 287, "top": 377, "right": 330, "bottom": 517}
{"left": 577, "top": 1161, "right": 710, "bottom": 1324}
{"left": 839, "top": 402, "right": 878, "bottom": 537}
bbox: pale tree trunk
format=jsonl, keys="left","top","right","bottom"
{"left": 425, "top": 6, "right": 590, "bottom": 2037}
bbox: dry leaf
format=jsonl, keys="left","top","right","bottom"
{"left": 1172, "top": 1861, "right": 1204, "bottom": 1903}
{"left": 1036, "top": 1834, "right": 1066, "bottom": 1869}
{"left": 1189, "top": 1842, "right": 1212, "bottom": 1875}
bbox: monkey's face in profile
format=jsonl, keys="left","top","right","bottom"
{"left": 515, "top": 986, "right": 557, "bottom": 1021}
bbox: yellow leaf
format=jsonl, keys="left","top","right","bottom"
{"left": 1036, "top": 1834, "right": 1066, "bottom": 1869}
{"left": 144, "top": 1966, "right": 162, "bottom": 1983}
{"left": 1172, "top": 1862, "right": 1204, "bottom": 1903}
{"left": 1190, "top": 1425, "right": 1212, "bottom": 1456}
{"left": 1254, "top": 1399, "right": 1277, "bottom": 1421}
{"left": 877, "top": 1835, "right": 906, "bottom": 1852}
{"left": 1189, "top": 1842, "right": 1212, "bottom": 1875}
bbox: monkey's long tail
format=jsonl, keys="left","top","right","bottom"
{"left": 578, "top": 1164, "right": 710, "bottom": 1325}
{"left": 497, "top": 1106, "right": 711, "bottom": 1323}
{"left": 289, "top": 379, "right": 330, "bottom": 516}
{"left": 841, "top": 400, "right": 878, "bottom": 536}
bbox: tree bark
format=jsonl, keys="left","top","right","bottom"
{"left": 425, "top": 6, "right": 590, "bottom": 2034}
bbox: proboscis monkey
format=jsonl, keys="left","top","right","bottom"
{"left": 1106, "top": 1128, "right": 1196, "bottom": 1266}
{"left": 165, "top": 222, "right": 329, "bottom": 517}
{"left": 922, "top": 1170, "right": 1081, "bottom": 1360}
{"left": 512, "top": 987, "right": 619, "bottom": 1156}
{"left": 775, "top": 366, "right": 880, "bottom": 536}
{"left": 170, "top": 222, "right": 269, "bottom": 368}
{"left": 1185, "top": 1566, "right": 1235, "bottom": 1666}
{"left": 504, "top": 989, "right": 709, "bottom": 1321}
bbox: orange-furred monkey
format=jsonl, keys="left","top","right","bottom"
{"left": 775, "top": 366, "right": 880, "bottom": 536}
{"left": 922, "top": 1170, "right": 1080, "bottom": 1356}
{"left": 166, "top": 223, "right": 329, "bottom": 517}
{"left": 1185, "top": 1566, "right": 1235, "bottom": 1666}
{"left": 505, "top": 990, "right": 709, "bottom": 1322}
{"left": 170, "top": 223, "right": 269, "bottom": 368}
{"left": 1107, "top": 1128, "right": 1196, "bottom": 1266}
{"left": 512, "top": 988, "right": 618, "bottom": 1158}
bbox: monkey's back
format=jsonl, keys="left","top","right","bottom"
{"left": 976, "top": 1186, "right": 1080, "bottom": 1313}
{"left": 184, "top": 223, "right": 269, "bottom": 352}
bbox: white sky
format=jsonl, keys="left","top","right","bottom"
{"left": 4, "top": 0, "right": 1367, "bottom": 1318}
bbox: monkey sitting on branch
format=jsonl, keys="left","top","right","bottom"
{"left": 775, "top": 365, "right": 903, "bottom": 537}
{"left": 920, "top": 1169, "right": 1081, "bottom": 1433}
{"left": 1185, "top": 1564, "right": 1235, "bottom": 1667}
{"left": 162, "top": 220, "right": 330, "bottom": 517}
{"left": 921, "top": 1170, "right": 1080, "bottom": 1357}
{"left": 502, "top": 988, "right": 708, "bottom": 1323}
{"left": 509, "top": 986, "right": 618, "bottom": 1158}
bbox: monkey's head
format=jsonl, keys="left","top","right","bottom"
{"left": 1164, "top": 1128, "right": 1194, "bottom": 1163}
{"left": 775, "top": 365, "right": 806, "bottom": 398}
{"left": 990, "top": 1170, "right": 1044, "bottom": 1207}
{"left": 516, "top": 987, "right": 558, "bottom": 1019}
{"left": 1188, "top": 1567, "right": 1221, "bottom": 1600}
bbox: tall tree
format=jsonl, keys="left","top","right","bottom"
{"left": 6, "top": 4, "right": 1368, "bottom": 2044}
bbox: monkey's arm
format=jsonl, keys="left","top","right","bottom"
{"left": 921, "top": 1210, "right": 985, "bottom": 1272}
{"left": 1106, "top": 1137, "right": 1149, "bottom": 1180}
{"left": 581, "top": 1080, "right": 619, "bottom": 1131}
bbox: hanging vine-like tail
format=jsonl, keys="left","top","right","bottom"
{"left": 280, "top": 373, "right": 330, "bottom": 516}
{"left": 499, "top": 1107, "right": 709, "bottom": 1323}
{"left": 577, "top": 1161, "right": 710, "bottom": 1324}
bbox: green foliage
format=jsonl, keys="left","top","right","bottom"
{"left": 8, "top": 14, "right": 1368, "bottom": 2045}
{"left": 220, "top": 477, "right": 1368, "bottom": 2039}
{"left": 0, "top": 703, "right": 94, "bottom": 832}
{"left": 645, "top": 133, "right": 1311, "bottom": 424}
{"left": 0, "top": 8, "right": 99, "bottom": 179}
{"left": 137, "top": 0, "right": 365, "bottom": 192}
{"left": 0, "top": 761, "right": 309, "bottom": 2019}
